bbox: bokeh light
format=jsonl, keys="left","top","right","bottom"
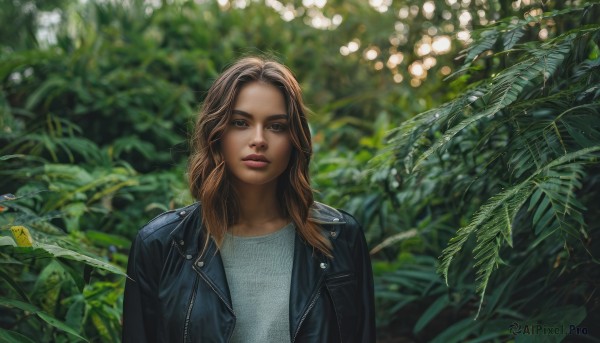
{"left": 432, "top": 35, "right": 452, "bottom": 54}
{"left": 365, "top": 48, "right": 379, "bottom": 60}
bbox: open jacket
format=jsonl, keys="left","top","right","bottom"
{"left": 122, "top": 202, "right": 376, "bottom": 343}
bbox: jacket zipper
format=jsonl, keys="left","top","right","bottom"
{"left": 183, "top": 276, "right": 200, "bottom": 343}
{"left": 292, "top": 275, "right": 324, "bottom": 343}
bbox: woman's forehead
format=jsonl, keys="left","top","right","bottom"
{"left": 233, "top": 82, "right": 287, "bottom": 114}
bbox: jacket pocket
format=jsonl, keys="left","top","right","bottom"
{"left": 325, "top": 273, "right": 359, "bottom": 342}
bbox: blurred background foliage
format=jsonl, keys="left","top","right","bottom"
{"left": 1, "top": 0, "right": 599, "bottom": 341}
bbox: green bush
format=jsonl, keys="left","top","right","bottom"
{"left": 2, "top": 0, "right": 598, "bottom": 341}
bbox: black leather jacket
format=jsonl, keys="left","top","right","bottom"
{"left": 122, "top": 202, "right": 375, "bottom": 342}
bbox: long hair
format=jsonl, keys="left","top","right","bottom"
{"left": 188, "top": 56, "right": 332, "bottom": 257}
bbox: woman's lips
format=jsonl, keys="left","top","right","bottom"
{"left": 242, "top": 154, "right": 270, "bottom": 168}
{"left": 242, "top": 160, "right": 269, "bottom": 168}
{"left": 243, "top": 154, "right": 269, "bottom": 162}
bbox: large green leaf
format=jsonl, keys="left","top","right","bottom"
{"left": 31, "top": 260, "right": 69, "bottom": 314}
{"left": 0, "top": 328, "right": 36, "bottom": 343}
{"left": 0, "top": 236, "right": 17, "bottom": 246}
{"left": 30, "top": 242, "right": 125, "bottom": 276}
{"left": 0, "top": 297, "right": 88, "bottom": 342}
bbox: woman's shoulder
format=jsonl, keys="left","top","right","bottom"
{"left": 136, "top": 203, "right": 200, "bottom": 243}
{"left": 310, "top": 202, "right": 363, "bottom": 239}
{"left": 311, "top": 201, "right": 359, "bottom": 223}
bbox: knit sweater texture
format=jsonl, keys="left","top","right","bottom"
{"left": 220, "top": 222, "right": 295, "bottom": 343}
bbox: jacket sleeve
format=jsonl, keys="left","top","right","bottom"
{"left": 122, "top": 233, "right": 161, "bottom": 343}
{"left": 347, "top": 213, "right": 377, "bottom": 343}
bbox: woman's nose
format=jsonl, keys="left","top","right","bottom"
{"left": 249, "top": 127, "right": 267, "bottom": 148}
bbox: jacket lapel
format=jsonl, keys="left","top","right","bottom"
{"left": 170, "top": 204, "right": 233, "bottom": 313}
{"left": 192, "top": 239, "right": 234, "bottom": 313}
{"left": 288, "top": 203, "right": 346, "bottom": 339}
{"left": 289, "top": 231, "right": 327, "bottom": 340}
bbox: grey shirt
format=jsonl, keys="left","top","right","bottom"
{"left": 220, "top": 222, "right": 295, "bottom": 343}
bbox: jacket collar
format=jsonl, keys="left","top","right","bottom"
{"left": 168, "top": 201, "right": 345, "bottom": 251}
{"left": 309, "top": 202, "right": 346, "bottom": 225}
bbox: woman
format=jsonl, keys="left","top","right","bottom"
{"left": 122, "top": 57, "right": 375, "bottom": 342}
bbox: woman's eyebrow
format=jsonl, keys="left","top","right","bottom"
{"left": 232, "top": 109, "right": 288, "bottom": 120}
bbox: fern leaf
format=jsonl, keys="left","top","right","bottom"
{"left": 471, "top": 187, "right": 532, "bottom": 318}
{"left": 464, "top": 30, "right": 499, "bottom": 66}
{"left": 537, "top": 145, "right": 600, "bottom": 172}
{"left": 531, "top": 159, "right": 590, "bottom": 237}
{"left": 371, "top": 96, "right": 469, "bottom": 173}
{"left": 503, "top": 27, "right": 525, "bottom": 50}
{"left": 414, "top": 40, "right": 572, "bottom": 171}
{"left": 437, "top": 181, "right": 533, "bottom": 285}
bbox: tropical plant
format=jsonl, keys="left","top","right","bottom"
{"left": 0, "top": 187, "right": 128, "bottom": 342}
{"left": 373, "top": 1, "right": 600, "bottom": 341}
{"left": 5, "top": 0, "right": 599, "bottom": 341}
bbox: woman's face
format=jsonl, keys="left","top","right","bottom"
{"left": 222, "top": 81, "right": 293, "bottom": 188}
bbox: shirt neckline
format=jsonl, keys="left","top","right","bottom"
{"left": 225, "top": 222, "right": 295, "bottom": 243}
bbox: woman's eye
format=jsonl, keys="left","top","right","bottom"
{"left": 269, "top": 123, "right": 287, "bottom": 132}
{"left": 231, "top": 120, "right": 247, "bottom": 128}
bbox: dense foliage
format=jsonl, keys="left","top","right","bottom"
{"left": 1, "top": 0, "right": 598, "bottom": 342}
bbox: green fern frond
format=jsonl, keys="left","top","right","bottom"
{"left": 530, "top": 159, "right": 589, "bottom": 238}
{"left": 502, "top": 27, "right": 525, "bottom": 51}
{"left": 455, "top": 4, "right": 592, "bottom": 72}
{"left": 463, "top": 30, "right": 499, "bottom": 67}
{"left": 471, "top": 187, "right": 532, "bottom": 318}
{"left": 507, "top": 98, "right": 599, "bottom": 179}
{"left": 372, "top": 96, "right": 470, "bottom": 173}
{"left": 414, "top": 39, "right": 571, "bottom": 171}
{"left": 572, "top": 58, "right": 600, "bottom": 80}
{"left": 537, "top": 145, "right": 600, "bottom": 171}
{"left": 437, "top": 181, "right": 534, "bottom": 286}
{"left": 441, "top": 128, "right": 596, "bottom": 310}
{"left": 453, "top": 147, "right": 599, "bottom": 299}
{"left": 472, "top": 233, "right": 501, "bottom": 310}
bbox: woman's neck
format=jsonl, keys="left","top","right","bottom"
{"left": 230, "top": 182, "right": 289, "bottom": 236}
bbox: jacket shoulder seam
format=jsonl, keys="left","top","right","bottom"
{"left": 138, "top": 203, "right": 198, "bottom": 241}
{"left": 313, "top": 201, "right": 343, "bottom": 217}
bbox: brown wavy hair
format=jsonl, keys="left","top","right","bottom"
{"left": 188, "top": 56, "right": 332, "bottom": 257}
